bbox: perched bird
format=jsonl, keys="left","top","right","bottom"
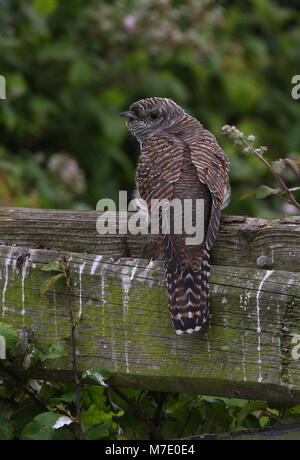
{"left": 120, "top": 97, "right": 230, "bottom": 334}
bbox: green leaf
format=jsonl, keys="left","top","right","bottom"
{"left": 86, "top": 386, "right": 107, "bottom": 411}
{"left": 41, "top": 273, "right": 64, "bottom": 295}
{"left": 83, "top": 423, "right": 110, "bottom": 440}
{"left": 201, "top": 399, "right": 233, "bottom": 431}
{"left": 0, "top": 404, "right": 15, "bottom": 440}
{"left": 0, "top": 322, "right": 18, "bottom": 349}
{"left": 81, "top": 404, "right": 123, "bottom": 431}
{"left": 40, "top": 343, "right": 67, "bottom": 362}
{"left": 256, "top": 185, "right": 281, "bottom": 199}
{"left": 236, "top": 401, "right": 267, "bottom": 427}
{"left": 50, "top": 391, "right": 77, "bottom": 405}
{"left": 21, "top": 412, "right": 62, "bottom": 440}
{"left": 289, "top": 405, "right": 300, "bottom": 415}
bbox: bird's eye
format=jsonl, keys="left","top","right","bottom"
{"left": 149, "top": 111, "right": 159, "bottom": 120}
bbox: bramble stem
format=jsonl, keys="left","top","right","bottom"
{"left": 64, "top": 261, "right": 82, "bottom": 440}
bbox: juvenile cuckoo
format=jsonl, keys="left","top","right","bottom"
{"left": 121, "top": 97, "right": 230, "bottom": 334}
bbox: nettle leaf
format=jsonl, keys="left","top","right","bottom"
{"left": 82, "top": 367, "right": 111, "bottom": 387}
{"left": 256, "top": 185, "right": 281, "bottom": 199}
{"left": 41, "top": 273, "right": 64, "bottom": 295}
{"left": 0, "top": 322, "right": 18, "bottom": 349}
{"left": 40, "top": 343, "right": 67, "bottom": 362}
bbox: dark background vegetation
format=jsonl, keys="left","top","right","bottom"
{"left": 0, "top": 0, "right": 299, "bottom": 217}
{"left": 0, "top": 0, "right": 300, "bottom": 440}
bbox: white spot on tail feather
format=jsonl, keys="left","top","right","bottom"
{"left": 176, "top": 329, "right": 184, "bottom": 335}
{"left": 176, "top": 324, "right": 202, "bottom": 335}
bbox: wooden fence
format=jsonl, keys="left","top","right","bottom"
{"left": 0, "top": 207, "right": 299, "bottom": 403}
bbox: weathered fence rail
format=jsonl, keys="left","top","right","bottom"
{"left": 0, "top": 208, "right": 299, "bottom": 403}
{"left": 190, "top": 422, "right": 300, "bottom": 440}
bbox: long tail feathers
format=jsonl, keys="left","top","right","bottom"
{"left": 165, "top": 246, "right": 211, "bottom": 335}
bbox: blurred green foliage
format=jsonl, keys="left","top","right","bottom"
{"left": 0, "top": 0, "right": 299, "bottom": 216}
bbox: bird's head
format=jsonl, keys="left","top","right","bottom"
{"left": 120, "top": 97, "right": 185, "bottom": 142}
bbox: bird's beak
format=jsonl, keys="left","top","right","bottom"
{"left": 120, "top": 111, "right": 138, "bottom": 119}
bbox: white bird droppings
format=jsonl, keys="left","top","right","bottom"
{"left": 52, "top": 416, "right": 73, "bottom": 429}
{"left": 21, "top": 256, "right": 30, "bottom": 324}
{"left": 90, "top": 255, "right": 102, "bottom": 275}
{"left": 2, "top": 249, "right": 14, "bottom": 318}
{"left": 78, "top": 261, "right": 86, "bottom": 318}
{"left": 255, "top": 270, "right": 274, "bottom": 383}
